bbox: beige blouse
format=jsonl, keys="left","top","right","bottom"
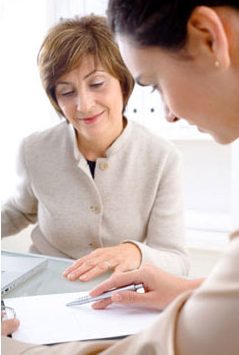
{"left": 2, "top": 119, "right": 189, "bottom": 275}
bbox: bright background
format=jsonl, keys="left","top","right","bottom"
{"left": 1, "top": 0, "right": 239, "bottom": 270}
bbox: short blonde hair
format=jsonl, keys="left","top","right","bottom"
{"left": 38, "top": 15, "right": 134, "bottom": 116}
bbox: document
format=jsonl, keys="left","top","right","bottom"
{"left": 5, "top": 291, "right": 160, "bottom": 344}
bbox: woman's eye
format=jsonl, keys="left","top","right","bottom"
{"left": 61, "top": 91, "right": 74, "bottom": 96}
{"left": 90, "top": 82, "right": 104, "bottom": 88}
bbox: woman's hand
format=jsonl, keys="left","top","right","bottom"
{"left": 89, "top": 264, "right": 203, "bottom": 310}
{"left": 63, "top": 243, "right": 141, "bottom": 282}
{"left": 1, "top": 318, "right": 20, "bottom": 336}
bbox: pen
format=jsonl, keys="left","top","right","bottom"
{"left": 66, "top": 283, "right": 144, "bottom": 307}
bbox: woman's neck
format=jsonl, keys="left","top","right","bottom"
{"left": 76, "top": 118, "right": 127, "bottom": 161}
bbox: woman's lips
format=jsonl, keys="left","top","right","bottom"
{"left": 79, "top": 111, "right": 105, "bottom": 125}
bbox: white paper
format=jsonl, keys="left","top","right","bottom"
{"left": 5, "top": 292, "right": 160, "bottom": 344}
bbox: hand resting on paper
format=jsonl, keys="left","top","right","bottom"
{"left": 1, "top": 319, "right": 20, "bottom": 336}
{"left": 63, "top": 243, "right": 141, "bottom": 282}
{"left": 89, "top": 264, "right": 204, "bottom": 310}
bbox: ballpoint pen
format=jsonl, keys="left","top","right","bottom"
{"left": 66, "top": 283, "right": 144, "bottom": 307}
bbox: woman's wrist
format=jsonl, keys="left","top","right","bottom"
{"left": 184, "top": 277, "right": 205, "bottom": 291}
{"left": 122, "top": 241, "right": 142, "bottom": 267}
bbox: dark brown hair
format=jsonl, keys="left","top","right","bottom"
{"left": 108, "top": 0, "right": 239, "bottom": 50}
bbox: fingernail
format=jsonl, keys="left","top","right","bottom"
{"left": 79, "top": 274, "right": 87, "bottom": 280}
{"left": 67, "top": 273, "right": 75, "bottom": 280}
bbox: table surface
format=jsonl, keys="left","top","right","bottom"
{"left": 2, "top": 249, "right": 109, "bottom": 299}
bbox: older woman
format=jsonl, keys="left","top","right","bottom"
{"left": 1, "top": 15, "right": 189, "bottom": 283}
{"left": 2, "top": 2, "right": 239, "bottom": 354}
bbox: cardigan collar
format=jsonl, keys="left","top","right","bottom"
{"left": 68, "top": 117, "right": 133, "bottom": 162}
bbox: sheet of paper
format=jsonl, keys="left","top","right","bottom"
{"left": 5, "top": 292, "right": 160, "bottom": 344}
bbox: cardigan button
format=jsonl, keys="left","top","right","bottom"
{"left": 89, "top": 242, "right": 97, "bottom": 248}
{"left": 99, "top": 162, "right": 108, "bottom": 171}
{"left": 89, "top": 205, "right": 101, "bottom": 214}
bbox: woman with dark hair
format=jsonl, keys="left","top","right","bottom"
{"left": 2, "top": 2, "right": 239, "bottom": 354}
{"left": 89, "top": 1, "right": 239, "bottom": 354}
{"left": 107, "top": 0, "right": 239, "bottom": 145}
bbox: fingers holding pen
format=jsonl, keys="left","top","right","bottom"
{"left": 90, "top": 264, "right": 170, "bottom": 310}
{"left": 90, "top": 268, "right": 144, "bottom": 298}
{"left": 92, "top": 298, "right": 113, "bottom": 310}
{"left": 90, "top": 270, "right": 147, "bottom": 310}
{"left": 91, "top": 290, "right": 145, "bottom": 310}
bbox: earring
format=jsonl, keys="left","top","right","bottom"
{"left": 214, "top": 60, "right": 220, "bottom": 68}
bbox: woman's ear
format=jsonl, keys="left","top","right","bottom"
{"left": 186, "top": 6, "right": 230, "bottom": 69}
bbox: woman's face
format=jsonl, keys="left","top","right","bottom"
{"left": 55, "top": 55, "right": 124, "bottom": 142}
{"left": 117, "top": 36, "right": 239, "bottom": 144}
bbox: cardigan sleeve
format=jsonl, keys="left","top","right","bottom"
{"left": 125, "top": 147, "right": 189, "bottom": 276}
{"left": 1, "top": 139, "right": 37, "bottom": 237}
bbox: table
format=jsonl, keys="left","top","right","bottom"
{"left": 2, "top": 249, "right": 110, "bottom": 299}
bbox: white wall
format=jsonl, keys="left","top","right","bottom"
{"left": 175, "top": 140, "right": 231, "bottom": 214}
{"left": 0, "top": 0, "right": 59, "bottom": 201}
{"left": 174, "top": 140, "right": 233, "bottom": 235}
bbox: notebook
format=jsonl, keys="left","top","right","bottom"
{"left": 1, "top": 254, "right": 48, "bottom": 296}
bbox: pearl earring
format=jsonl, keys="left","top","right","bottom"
{"left": 214, "top": 60, "right": 220, "bottom": 68}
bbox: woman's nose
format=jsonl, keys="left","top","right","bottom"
{"left": 75, "top": 92, "right": 94, "bottom": 113}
